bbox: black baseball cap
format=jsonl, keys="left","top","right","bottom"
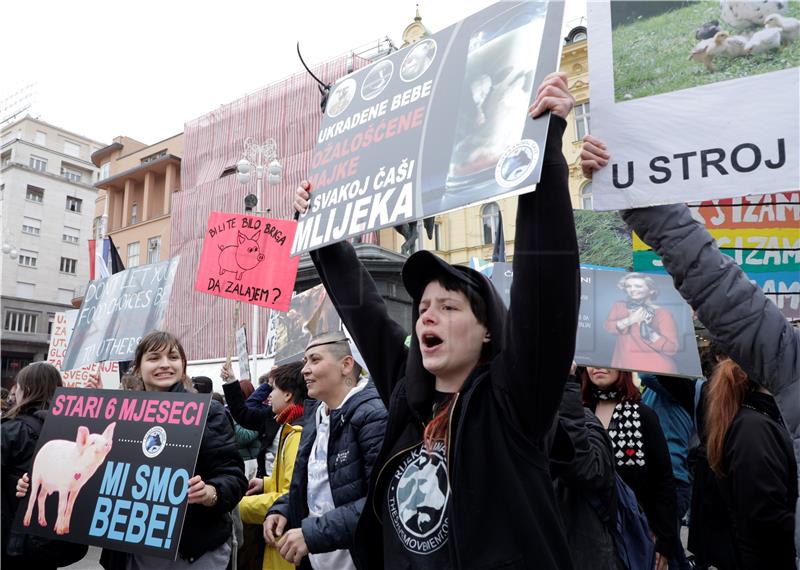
{"left": 402, "top": 250, "right": 484, "bottom": 302}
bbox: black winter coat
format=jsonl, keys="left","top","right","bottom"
{"left": 268, "top": 382, "right": 387, "bottom": 569}
{"left": 311, "top": 117, "right": 578, "bottom": 569}
{"left": 101, "top": 382, "right": 248, "bottom": 568}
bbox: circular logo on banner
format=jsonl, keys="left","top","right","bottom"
{"left": 387, "top": 442, "right": 450, "bottom": 555}
{"left": 327, "top": 78, "right": 357, "bottom": 118}
{"left": 495, "top": 139, "right": 540, "bottom": 188}
{"left": 142, "top": 426, "right": 167, "bottom": 458}
{"left": 361, "top": 59, "right": 394, "bottom": 101}
{"left": 400, "top": 38, "right": 437, "bottom": 82}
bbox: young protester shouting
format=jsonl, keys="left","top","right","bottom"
{"left": 290, "top": 72, "right": 579, "bottom": 569}
{"left": 264, "top": 332, "right": 387, "bottom": 569}
{"left": 581, "top": 134, "right": 799, "bottom": 568}
{"left": 2, "top": 362, "right": 88, "bottom": 569}
{"left": 580, "top": 367, "right": 678, "bottom": 570}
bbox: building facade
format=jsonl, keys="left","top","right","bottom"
{"left": 378, "top": 25, "right": 591, "bottom": 265}
{"left": 91, "top": 133, "right": 183, "bottom": 270}
{"left": 0, "top": 116, "right": 105, "bottom": 386}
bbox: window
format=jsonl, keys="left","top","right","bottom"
{"left": 22, "top": 217, "right": 41, "bottom": 236}
{"left": 61, "top": 166, "right": 82, "bottom": 183}
{"left": 60, "top": 257, "right": 77, "bottom": 274}
{"left": 141, "top": 150, "right": 167, "bottom": 164}
{"left": 481, "top": 202, "right": 501, "bottom": 245}
{"left": 93, "top": 216, "right": 105, "bottom": 240}
{"left": 4, "top": 311, "right": 38, "bottom": 333}
{"left": 58, "top": 288, "right": 74, "bottom": 304}
{"left": 25, "top": 185, "right": 44, "bottom": 202}
{"left": 16, "top": 282, "right": 35, "bottom": 298}
{"left": 29, "top": 155, "right": 47, "bottom": 172}
{"left": 35, "top": 131, "right": 46, "bottom": 146}
{"left": 131, "top": 202, "right": 138, "bottom": 224}
{"left": 127, "top": 242, "right": 140, "bottom": 267}
{"left": 1, "top": 151, "right": 11, "bottom": 168}
{"left": 100, "top": 161, "right": 110, "bottom": 180}
{"left": 64, "top": 140, "right": 81, "bottom": 157}
{"left": 63, "top": 226, "right": 80, "bottom": 244}
{"left": 433, "top": 223, "right": 443, "bottom": 251}
{"left": 574, "top": 102, "right": 590, "bottom": 141}
{"left": 581, "top": 182, "right": 593, "bottom": 210}
{"left": 48, "top": 314, "right": 55, "bottom": 335}
{"left": 147, "top": 236, "right": 161, "bottom": 264}
{"left": 66, "top": 196, "right": 82, "bottom": 212}
{"left": 17, "top": 250, "right": 37, "bottom": 267}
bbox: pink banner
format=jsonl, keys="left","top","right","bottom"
{"left": 194, "top": 212, "right": 299, "bottom": 311}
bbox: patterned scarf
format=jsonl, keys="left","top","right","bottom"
{"left": 276, "top": 403, "right": 304, "bottom": 426}
{"left": 606, "top": 401, "right": 646, "bottom": 468}
{"left": 592, "top": 387, "right": 620, "bottom": 401}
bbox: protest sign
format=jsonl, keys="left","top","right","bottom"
{"left": 634, "top": 191, "right": 800, "bottom": 319}
{"left": 267, "top": 284, "right": 342, "bottom": 365}
{"left": 292, "top": 1, "right": 565, "bottom": 254}
{"left": 48, "top": 311, "right": 120, "bottom": 389}
{"left": 235, "top": 325, "right": 251, "bottom": 380}
{"left": 13, "top": 388, "right": 210, "bottom": 560}
{"left": 575, "top": 266, "right": 702, "bottom": 377}
{"left": 587, "top": 1, "right": 799, "bottom": 210}
{"left": 63, "top": 258, "right": 180, "bottom": 372}
{"left": 194, "top": 212, "right": 299, "bottom": 311}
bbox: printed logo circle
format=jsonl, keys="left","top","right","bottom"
{"left": 495, "top": 139, "right": 540, "bottom": 188}
{"left": 327, "top": 78, "right": 357, "bottom": 118}
{"left": 361, "top": 59, "right": 394, "bottom": 101}
{"left": 142, "top": 426, "right": 167, "bottom": 458}
{"left": 400, "top": 38, "right": 437, "bottom": 82}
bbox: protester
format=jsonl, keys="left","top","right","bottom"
{"left": 192, "top": 375, "right": 213, "bottom": 394}
{"left": 290, "top": 72, "right": 579, "bottom": 569}
{"left": 237, "top": 362, "right": 307, "bottom": 570}
{"left": 2, "top": 362, "right": 87, "bottom": 569}
{"left": 233, "top": 380, "right": 262, "bottom": 461}
{"left": 580, "top": 366, "right": 678, "bottom": 569}
{"left": 582, "top": 134, "right": 799, "bottom": 567}
{"left": 264, "top": 332, "right": 387, "bottom": 569}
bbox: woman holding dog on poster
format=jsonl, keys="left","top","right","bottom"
{"left": 291, "top": 72, "right": 579, "bottom": 569}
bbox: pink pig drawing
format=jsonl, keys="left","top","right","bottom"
{"left": 218, "top": 230, "right": 265, "bottom": 280}
{"left": 23, "top": 422, "right": 116, "bottom": 535}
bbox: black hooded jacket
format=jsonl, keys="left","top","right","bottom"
{"left": 309, "top": 117, "right": 578, "bottom": 569}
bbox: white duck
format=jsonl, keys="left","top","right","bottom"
{"left": 745, "top": 27, "right": 782, "bottom": 54}
{"left": 689, "top": 31, "right": 732, "bottom": 71}
{"left": 722, "top": 34, "right": 749, "bottom": 57}
{"left": 764, "top": 13, "right": 800, "bottom": 44}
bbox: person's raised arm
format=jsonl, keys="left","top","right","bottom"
{"left": 295, "top": 182, "right": 408, "bottom": 405}
{"left": 500, "top": 72, "right": 580, "bottom": 438}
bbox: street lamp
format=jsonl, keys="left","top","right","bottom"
{"left": 235, "top": 137, "right": 283, "bottom": 382}
{"left": 2, "top": 242, "right": 19, "bottom": 260}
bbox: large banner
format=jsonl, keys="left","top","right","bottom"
{"left": 634, "top": 191, "right": 800, "bottom": 319}
{"left": 194, "top": 212, "right": 299, "bottom": 311}
{"left": 63, "top": 258, "right": 180, "bottom": 372}
{"left": 292, "top": 1, "right": 565, "bottom": 254}
{"left": 48, "top": 312, "right": 120, "bottom": 389}
{"left": 13, "top": 388, "right": 210, "bottom": 560}
{"left": 587, "top": 1, "right": 799, "bottom": 210}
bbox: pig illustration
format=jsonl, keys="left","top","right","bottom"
{"left": 23, "top": 422, "right": 116, "bottom": 535}
{"left": 218, "top": 230, "right": 265, "bottom": 280}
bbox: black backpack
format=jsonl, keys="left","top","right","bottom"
{"left": 3, "top": 413, "right": 88, "bottom": 567}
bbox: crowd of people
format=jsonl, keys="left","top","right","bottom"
{"left": 1, "top": 73, "right": 797, "bottom": 570}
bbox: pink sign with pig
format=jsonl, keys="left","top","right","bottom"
{"left": 194, "top": 212, "right": 300, "bottom": 311}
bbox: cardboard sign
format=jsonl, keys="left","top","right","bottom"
{"left": 633, "top": 191, "right": 800, "bottom": 319}
{"left": 48, "top": 311, "right": 120, "bottom": 389}
{"left": 194, "top": 212, "right": 299, "bottom": 311}
{"left": 13, "top": 388, "right": 210, "bottom": 560}
{"left": 267, "top": 284, "right": 342, "bottom": 365}
{"left": 63, "top": 258, "right": 180, "bottom": 371}
{"left": 235, "top": 325, "right": 251, "bottom": 380}
{"left": 292, "top": 1, "right": 564, "bottom": 254}
{"left": 575, "top": 266, "right": 702, "bottom": 377}
{"left": 587, "top": 1, "right": 799, "bottom": 210}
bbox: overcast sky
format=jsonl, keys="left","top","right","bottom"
{"left": 3, "top": 0, "right": 586, "bottom": 146}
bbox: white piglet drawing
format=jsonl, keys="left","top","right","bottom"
{"left": 24, "top": 422, "right": 116, "bottom": 535}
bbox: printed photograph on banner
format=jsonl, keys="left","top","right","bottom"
{"left": 293, "top": 1, "right": 565, "bottom": 254}
{"left": 194, "top": 212, "right": 299, "bottom": 311}
{"left": 633, "top": 191, "right": 800, "bottom": 319}
{"left": 587, "top": 1, "right": 799, "bottom": 210}
{"left": 48, "top": 311, "right": 120, "bottom": 389}
{"left": 62, "top": 258, "right": 180, "bottom": 372}
{"left": 574, "top": 266, "right": 702, "bottom": 377}
{"left": 12, "top": 388, "right": 210, "bottom": 560}
{"left": 611, "top": 1, "right": 800, "bottom": 102}
{"left": 235, "top": 325, "right": 251, "bottom": 380}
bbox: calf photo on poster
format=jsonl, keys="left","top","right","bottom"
{"left": 293, "top": 1, "right": 565, "bottom": 254}
{"left": 575, "top": 266, "right": 702, "bottom": 377}
{"left": 13, "top": 388, "right": 210, "bottom": 560}
{"left": 587, "top": 0, "right": 799, "bottom": 210}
